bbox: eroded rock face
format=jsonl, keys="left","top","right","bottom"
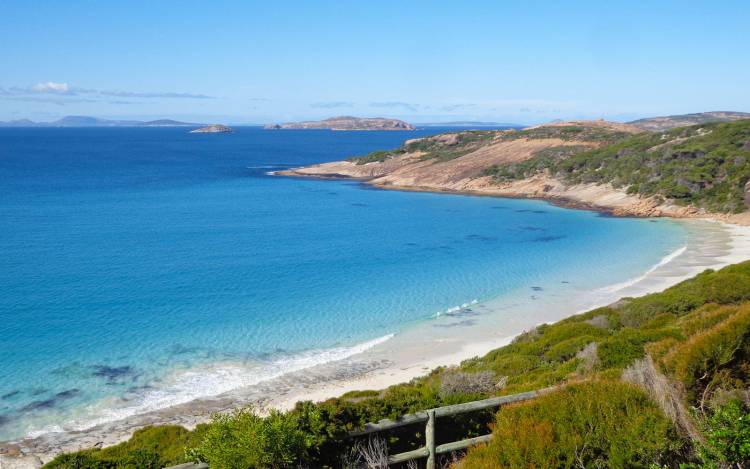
{"left": 744, "top": 179, "right": 750, "bottom": 209}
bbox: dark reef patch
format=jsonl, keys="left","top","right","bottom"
{"left": 1, "top": 390, "right": 20, "bottom": 400}
{"left": 465, "top": 234, "right": 498, "bottom": 242}
{"left": 515, "top": 209, "right": 548, "bottom": 214}
{"left": 434, "top": 319, "right": 476, "bottom": 328}
{"left": 91, "top": 365, "right": 136, "bottom": 383}
{"left": 20, "top": 389, "right": 80, "bottom": 413}
{"left": 531, "top": 286, "right": 543, "bottom": 291}
{"left": 531, "top": 235, "right": 566, "bottom": 242}
{"left": 55, "top": 389, "right": 81, "bottom": 400}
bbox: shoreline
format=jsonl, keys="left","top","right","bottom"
{"left": 274, "top": 168, "right": 750, "bottom": 226}
{"left": 5, "top": 201, "right": 750, "bottom": 465}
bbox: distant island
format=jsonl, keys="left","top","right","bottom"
{"left": 0, "top": 115, "right": 203, "bottom": 128}
{"left": 189, "top": 124, "right": 233, "bottom": 133}
{"left": 264, "top": 116, "right": 415, "bottom": 131}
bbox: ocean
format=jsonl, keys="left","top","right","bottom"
{"left": 0, "top": 126, "right": 687, "bottom": 441}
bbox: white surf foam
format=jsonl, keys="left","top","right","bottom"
{"left": 598, "top": 245, "right": 687, "bottom": 294}
{"left": 25, "top": 333, "right": 394, "bottom": 438}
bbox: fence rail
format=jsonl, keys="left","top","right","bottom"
{"left": 166, "top": 388, "right": 552, "bottom": 469}
{"left": 350, "top": 387, "right": 552, "bottom": 468}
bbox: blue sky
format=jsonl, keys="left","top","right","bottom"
{"left": 1, "top": 1, "right": 748, "bottom": 124}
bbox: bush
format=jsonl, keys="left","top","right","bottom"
{"left": 662, "top": 304, "right": 750, "bottom": 399}
{"left": 458, "top": 381, "right": 680, "bottom": 468}
{"left": 190, "top": 409, "right": 315, "bottom": 469}
{"left": 698, "top": 399, "right": 750, "bottom": 466}
{"left": 438, "top": 370, "right": 496, "bottom": 398}
{"left": 43, "top": 425, "right": 206, "bottom": 469}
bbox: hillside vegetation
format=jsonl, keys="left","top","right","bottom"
{"left": 44, "top": 261, "right": 750, "bottom": 468}
{"left": 348, "top": 123, "right": 634, "bottom": 165}
{"left": 485, "top": 120, "right": 750, "bottom": 213}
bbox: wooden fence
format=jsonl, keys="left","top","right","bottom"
{"left": 349, "top": 388, "right": 552, "bottom": 469}
{"left": 166, "top": 388, "right": 551, "bottom": 469}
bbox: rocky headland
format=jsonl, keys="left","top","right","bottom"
{"left": 278, "top": 116, "right": 750, "bottom": 225}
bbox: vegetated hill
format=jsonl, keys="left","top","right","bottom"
{"left": 44, "top": 261, "right": 750, "bottom": 468}
{"left": 264, "top": 116, "right": 415, "bottom": 130}
{"left": 278, "top": 120, "right": 640, "bottom": 187}
{"left": 486, "top": 119, "right": 750, "bottom": 213}
{"left": 629, "top": 111, "right": 750, "bottom": 131}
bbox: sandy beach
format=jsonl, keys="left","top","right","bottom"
{"left": 5, "top": 215, "right": 750, "bottom": 466}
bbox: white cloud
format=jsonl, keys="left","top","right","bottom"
{"left": 31, "top": 82, "right": 71, "bottom": 94}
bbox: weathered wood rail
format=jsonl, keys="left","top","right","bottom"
{"left": 350, "top": 387, "right": 552, "bottom": 469}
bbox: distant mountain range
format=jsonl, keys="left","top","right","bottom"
{"left": 0, "top": 116, "right": 203, "bottom": 127}
{"left": 627, "top": 111, "right": 750, "bottom": 131}
{"left": 264, "top": 116, "right": 415, "bottom": 131}
{"left": 416, "top": 121, "right": 522, "bottom": 128}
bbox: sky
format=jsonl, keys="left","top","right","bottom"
{"left": 1, "top": 1, "right": 749, "bottom": 125}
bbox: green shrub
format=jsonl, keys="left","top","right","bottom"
{"left": 43, "top": 425, "right": 206, "bottom": 469}
{"left": 190, "top": 409, "right": 314, "bottom": 469}
{"left": 459, "top": 381, "right": 680, "bottom": 468}
{"left": 662, "top": 304, "right": 750, "bottom": 399}
{"left": 698, "top": 399, "right": 750, "bottom": 466}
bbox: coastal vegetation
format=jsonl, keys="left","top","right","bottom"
{"left": 485, "top": 120, "right": 750, "bottom": 213}
{"left": 44, "top": 260, "right": 750, "bottom": 468}
{"left": 347, "top": 124, "right": 629, "bottom": 166}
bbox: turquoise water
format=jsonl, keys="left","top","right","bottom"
{"left": 0, "top": 127, "right": 686, "bottom": 440}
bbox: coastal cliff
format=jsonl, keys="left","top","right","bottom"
{"left": 264, "top": 116, "right": 414, "bottom": 131}
{"left": 279, "top": 117, "right": 750, "bottom": 223}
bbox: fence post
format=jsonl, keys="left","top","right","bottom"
{"left": 426, "top": 409, "right": 436, "bottom": 469}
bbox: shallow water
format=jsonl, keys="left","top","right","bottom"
{"left": 0, "top": 127, "right": 686, "bottom": 440}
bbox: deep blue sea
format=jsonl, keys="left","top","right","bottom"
{"left": 0, "top": 127, "right": 686, "bottom": 440}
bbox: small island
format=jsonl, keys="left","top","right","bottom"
{"left": 189, "top": 124, "right": 233, "bottom": 133}
{"left": 264, "top": 116, "right": 415, "bottom": 131}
